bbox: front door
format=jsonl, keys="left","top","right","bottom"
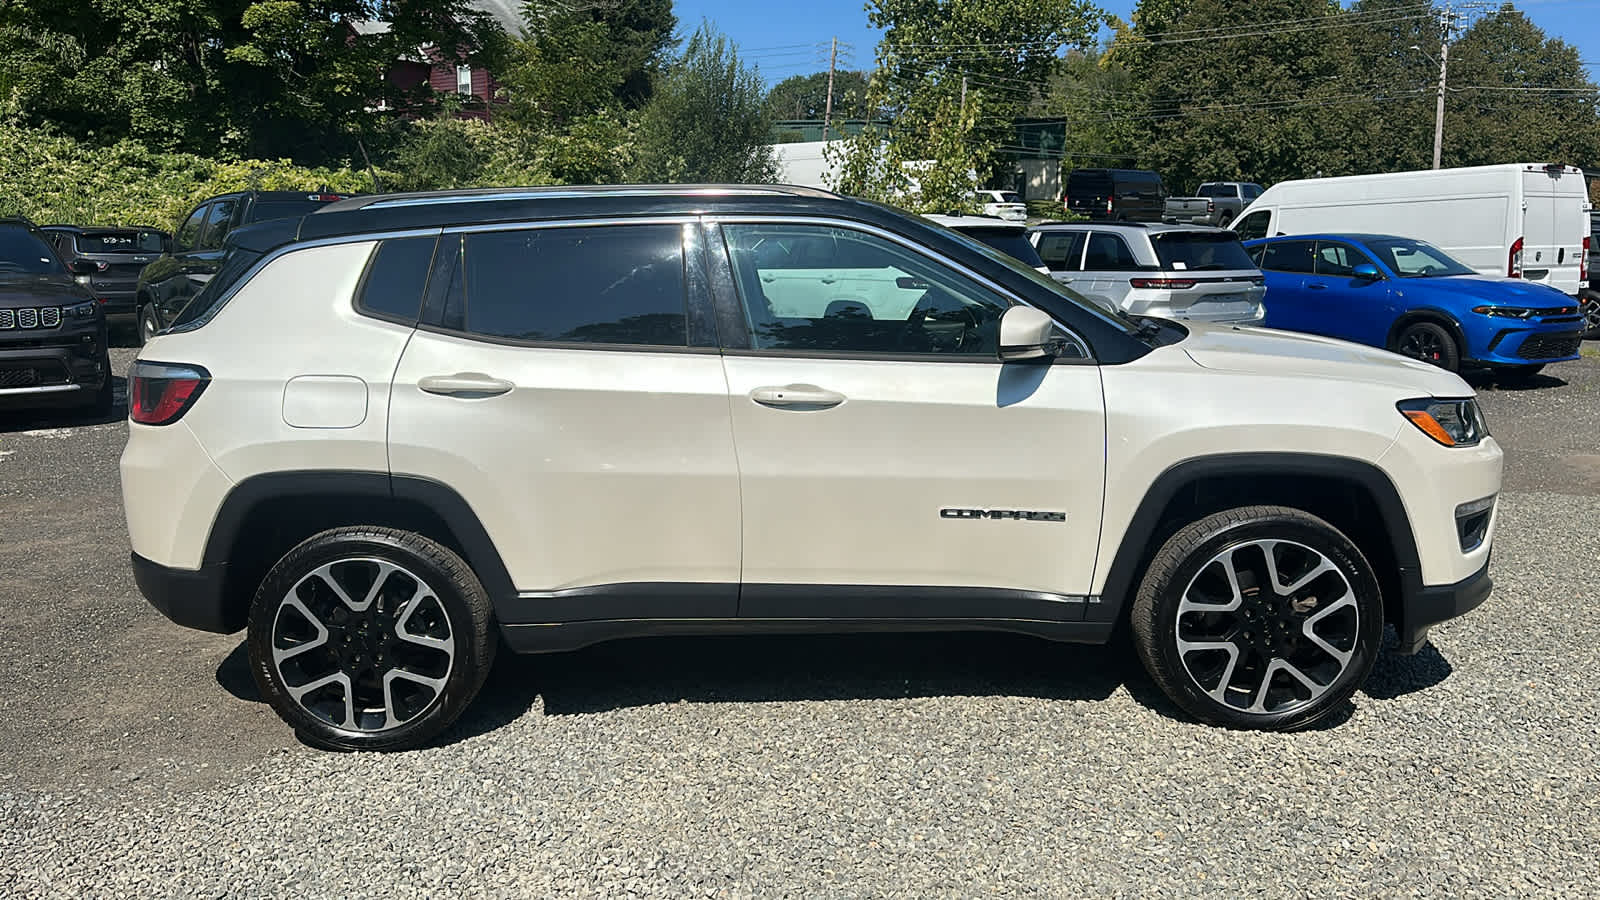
{"left": 388, "top": 220, "right": 742, "bottom": 621}
{"left": 711, "top": 220, "right": 1107, "bottom": 620}
{"left": 1309, "top": 240, "right": 1395, "bottom": 346}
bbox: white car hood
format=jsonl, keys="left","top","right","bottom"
{"left": 1179, "top": 322, "right": 1474, "bottom": 397}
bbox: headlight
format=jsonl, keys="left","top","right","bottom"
{"left": 64, "top": 301, "right": 98, "bottom": 320}
{"left": 1472, "top": 305, "right": 1534, "bottom": 318}
{"left": 1398, "top": 398, "right": 1488, "bottom": 447}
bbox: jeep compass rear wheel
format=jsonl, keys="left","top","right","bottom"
{"left": 247, "top": 528, "right": 495, "bottom": 751}
{"left": 1131, "top": 506, "right": 1383, "bottom": 731}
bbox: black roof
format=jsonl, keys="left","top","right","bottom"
{"left": 231, "top": 184, "right": 1152, "bottom": 364}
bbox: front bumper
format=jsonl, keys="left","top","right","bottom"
{"left": 1395, "top": 560, "right": 1493, "bottom": 654}
{"left": 1470, "top": 327, "right": 1583, "bottom": 366}
{"left": 0, "top": 328, "right": 108, "bottom": 409}
{"left": 131, "top": 552, "right": 241, "bottom": 634}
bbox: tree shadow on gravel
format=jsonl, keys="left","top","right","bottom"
{"left": 445, "top": 631, "right": 1153, "bottom": 744}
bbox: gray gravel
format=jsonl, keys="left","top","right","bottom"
{"left": 2, "top": 348, "right": 1598, "bottom": 896}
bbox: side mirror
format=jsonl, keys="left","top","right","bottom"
{"left": 1352, "top": 263, "right": 1381, "bottom": 280}
{"left": 998, "top": 305, "right": 1059, "bottom": 361}
{"left": 67, "top": 259, "right": 97, "bottom": 276}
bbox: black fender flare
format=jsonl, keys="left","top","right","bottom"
{"left": 1092, "top": 453, "right": 1423, "bottom": 623}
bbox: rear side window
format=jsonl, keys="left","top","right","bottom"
{"left": 197, "top": 199, "right": 236, "bottom": 250}
{"left": 1259, "top": 240, "right": 1317, "bottom": 274}
{"left": 1150, "top": 232, "right": 1256, "bottom": 271}
{"left": 1084, "top": 232, "right": 1141, "bottom": 271}
{"left": 357, "top": 236, "right": 437, "bottom": 324}
{"left": 446, "top": 224, "right": 687, "bottom": 346}
{"left": 1036, "top": 231, "right": 1086, "bottom": 271}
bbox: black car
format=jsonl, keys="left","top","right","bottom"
{"left": 1062, "top": 168, "right": 1167, "bottom": 223}
{"left": 41, "top": 224, "right": 168, "bottom": 322}
{"left": 135, "top": 190, "right": 353, "bottom": 344}
{"left": 0, "top": 218, "right": 113, "bottom": 414}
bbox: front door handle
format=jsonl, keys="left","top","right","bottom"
{"left": 418, "top": 372, "right": 515, "bottom": 397}
{"left": 1306, "top": 283, "right": 1328, "bottom": 290}
{"left": 750, "top": 384, "right": 846, "bottom": 410}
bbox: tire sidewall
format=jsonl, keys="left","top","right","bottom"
{"left": 246, "top": 530, "right": 494, "bottom": 751}
{"left": 1398, "top": 321, "right": 1460, "bottom": 371}
{"left": 1139, "top": 512, "right": 1384, "bottom": 731}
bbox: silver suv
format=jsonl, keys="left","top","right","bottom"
{"left": 1030, "top": 223, "right": 1265, "bottom": 324}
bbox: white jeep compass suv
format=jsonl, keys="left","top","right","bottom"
{"left": 122, "top": 186, "right": 1501, "bottom": 751}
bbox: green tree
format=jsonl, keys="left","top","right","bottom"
{"left": 764, "top": 70, "right": 872, "bottom": 121}
{"left": 502, "top": 0, "right": 677, "bottom": 128}
{"left": 0, "top": 1, "right": 508, "bottom": 162}
{"left": 632, "top": 24, "right": 777, "bottom": 184}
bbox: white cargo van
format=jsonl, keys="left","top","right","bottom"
{"left": 1232, "top": 163, "right": 1591, "bottom": 297}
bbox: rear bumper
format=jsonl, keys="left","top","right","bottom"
{"left": 1395, "top": 560, "right": 1493, "bottom": 654}
{"left": 130, "top": 552, "right": 241, "bottom": 634}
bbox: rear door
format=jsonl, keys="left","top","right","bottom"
{"left": 1254, "top": 240, "right": 1318, "bottom": 332}
{"left": 1081, "top": 231, "right": 1142, "bottom": 310}
{"left": 158, "top": 196, "right": 237, "bottom": 325}
{"left": 387, "top": 219, "right": 742, "bottom": 622}
{"left": 1522, "top": 167, "right": 1586, "bottom": 296}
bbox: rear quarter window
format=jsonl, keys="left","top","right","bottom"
{"left": 356, "top": 236, "right": 438, "bottom": 324}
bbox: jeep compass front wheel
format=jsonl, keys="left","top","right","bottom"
{"left": 1131, "top": 506, "right": 1383, "bottom": 731}
{"left": 247, "top": 528, "right": 495, "bottom": 751}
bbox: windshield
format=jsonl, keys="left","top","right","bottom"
{"left": 959, "top": 228, "right": 1045, "bottom": 268}
{"left": 1365, "top": 238, "right": 1476, "bottom": 278}
{"left": 75, "top": 230, "right": 165, "bottom": 254}
{"left": 1150, "top": 232, "right": 1257, "bottom": 271}
{"left": 0, "top": 226, "right": 66, "bottom": 275}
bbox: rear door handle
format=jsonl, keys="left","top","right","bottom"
{"left": 418, "top": 372, "right": 515, "bottom": 397}
{"left": 1306, "top": 283, "right": 1328, "bottom": 291}
{"left": 750, "top": 384, "right": 846, "bottom": 410}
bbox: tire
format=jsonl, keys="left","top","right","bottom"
{"left": 136, "top": 304, "right": 159, "bottom": 347}
{"left": 87, "top": 355, "right": 114, "bottom": 416}
{"left": 1131, "top": 505, "right": 1384, "bottom": 731}
{"left": 1580, "top": 290, "right": 1600, "bottom": 339}
{"left": 247, "top": 527, "right": 496, "bottom": 751}
{"left": 1393, "top": 320, "right": 1460, "bottom": 371}
{"left": 1217, "top": 212, "right": 1234, "bottom": 228}
{"left": 1497, "top": 364, "right": 1545, "bottom": 378}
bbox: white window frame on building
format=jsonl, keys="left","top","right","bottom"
{"left": 456, "top": 65, "right": 473, "bottom": 97}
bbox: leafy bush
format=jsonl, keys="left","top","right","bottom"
{"left": 0, "top": 124, "right": 381, "bottom": 229}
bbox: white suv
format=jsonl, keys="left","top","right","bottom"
{"left": 123, "top": 186, "right": 1501, "bottom": 751}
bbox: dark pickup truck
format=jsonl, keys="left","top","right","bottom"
{"left": 134, "top": 190, "right": 353, "bottom": 344}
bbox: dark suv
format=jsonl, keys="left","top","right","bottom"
{"left": 0, "top": 218, "right": 113, "bottom": 414}
{"left": 1062, "top": 168, "right": 1167, "bottom": 223}
{"left": 135, "top": 190, "right": 353, "bottom": 343}
{"left": 41, "top": 225, "right": 168, "bottom": 324}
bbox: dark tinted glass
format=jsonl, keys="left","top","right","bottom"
{"left": 197, "top": 199, "right": 236, "bottom": 250}
{"left": 0, "top": 226, "right": 65, "bottom": 274}
{"left": 75, "top": 230, "right": 165, "bottom": 254}
{"left": 1260, "top": 240, "right": 1317, "bottom": 274}
{"left": 1150, "top": 232, "right": 1256, "bottom": 271}
{"left": 251, "top": 198, "right": 342, "bottom": 223}
{"left": 1197, "top": 184, "right": 1235, "bottom": 198}
{"left": 169, "top": 246, "right": 264, "bottom": 328}
{"left": 1314, "top": 242, "right": 1378, "bottom": 277}
{"left": 1068, "top": 170, "right": 1112, "bottom": 195}
{"left": 175, "top": 205, "right": 208, "bottom": 251}
{"left": 1035, "top": 231, "right": 1085, "bottom": 271}
{"left": 961, "top": 228, "right": 1044, "bottom": 268}
{"left": 457, "top": 225, "right": 686, "bottom": 345}
{"left": 357, "top": 236, "right": 436, "bottom": 323}
{"left": 1084, "top": 233, "right": 1141, "bottom": 270}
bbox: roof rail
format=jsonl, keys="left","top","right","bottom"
{"left": 335, "top": 184, "right": 835, "bottom": 212}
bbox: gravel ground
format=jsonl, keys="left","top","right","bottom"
{"left": 1, "top": 346, "right": 1598, "bottom": 896}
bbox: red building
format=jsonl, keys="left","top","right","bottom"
{"left": 361, "top": 1, "right": 521, "bottom": 119}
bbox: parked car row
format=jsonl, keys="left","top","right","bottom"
{"left": 0, "top": 217, "right": 114, "bottom": 414}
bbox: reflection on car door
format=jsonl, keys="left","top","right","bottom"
{"left": 1307, "top": 240, "right": 1395, "bottom": 345}
{"left": 713, "top": 220, "right": 1107, "bottom": 619}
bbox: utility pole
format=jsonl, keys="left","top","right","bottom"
{"left": 1432, "top": 4, "right": 1457, "bottom": 170}
{"left": 960, "top": 75, "right": 969, "bottom": 115}
{"left": 822, "top": 36, "right": 838, "bottom": 142}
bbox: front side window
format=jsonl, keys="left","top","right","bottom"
{"left": 1036, "top": 231, "right": 1085, "bottom": 272}
{"left": 1259, "top": 240, "right": 1317, "bottom": 274}
{"left": 444, "top": 224, "right": 687, "bottom": 346}
{"left": 174, "top": 204, "right": 209, "bottom": 252}
{"left": 197, "top": 199, "right": 237, "bottom": 250}
{"left": 1233, "top": 209, "right": 1271, "bottom": 242}
{"left": 1314, "top": 242, "right": 1378, "bottom": 277}
{"left": 1083, "top": 232, "right": 1141, "bottom": 271}
{"left": 722, "top": 223, "right": 1011, "bottom": 357}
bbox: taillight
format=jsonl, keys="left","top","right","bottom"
{"left": 1508, "top": 237, "right": 1524, "bottom": 278}
{"left": 129, "top": 360, "right": 210, "bottom": 426}
{"left": 1207, "top": 199, "right": 1215, "bottom": 213}
{"left": 1106, "top": 197, "right": 1114, "bottom": 213}
{"left": 1130, "top": 278, "right": 1198, "bottom": 289}
{"left": 1062, "top": 193, "right": 1070, "bottom": 211}
{"left": 1582, "top": 236, "right": 1590, "bottom": 281}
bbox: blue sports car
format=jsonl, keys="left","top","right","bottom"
{"left": 1244, "top": 233, "right": 1584, "bottom": 374}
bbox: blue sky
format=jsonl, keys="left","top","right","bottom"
{"left": 672, "top": 1, "right": 1599, "bottom": 85}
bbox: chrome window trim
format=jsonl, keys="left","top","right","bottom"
{"left": 706, "top": 214, "right": 1096, "bottom": 362}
